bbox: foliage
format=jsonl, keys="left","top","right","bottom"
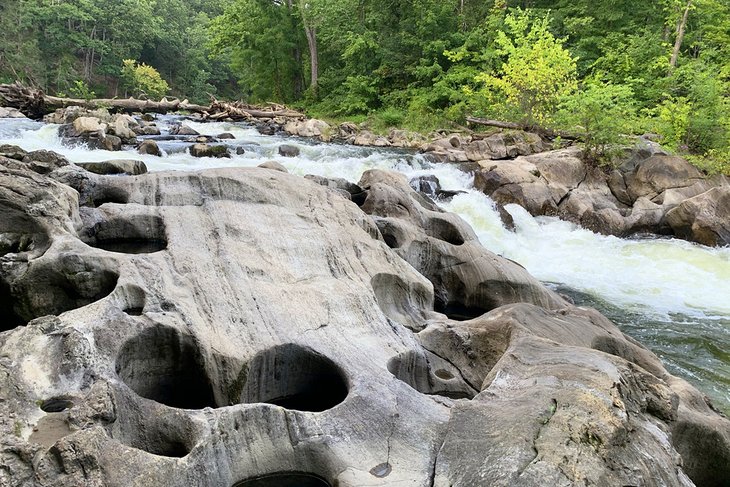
{"left": 69, "top": 80, "right": 96, "bottom": 100}
{"left": 475, "top": 9, "right": 578, "bottom": 125}
{"left": 120, "top": 59, "right": 169, "bottom": 99}
{"left": 556, "top": 80, "right": 639, "bottom": 162}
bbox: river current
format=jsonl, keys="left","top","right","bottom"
{"left": 1, "top": 116, "right": 728, "bottom": 413}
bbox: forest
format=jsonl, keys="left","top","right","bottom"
{"left": 1, "top": 0, "right": 729, "bottom": 172}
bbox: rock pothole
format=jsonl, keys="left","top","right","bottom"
{"left": 232, "top": 473, "right": 331, "bottom": 487}
{"left": 387, "top": 349, "right": 477, "bottom": 400}
{"left": 5, "top": 255, "right": 119, "bottom": 325}
{"left": 39, "top": 396, "right": 75, "bottom": 413}
{"left": 115, "top": 324, "right": 216, "bottom": 409}
{"left": 371, "top": 273, "right": 432, "bottom": 331}
{"left": 83, "top": 214, "right": 167, "bottom": 254}
{"left": 433, "top": 301, "right": 490, "bottom": 321}
{"left": 424, "top": 217, "right": 465, "bottom": 246}
{"left": 239, "top": 344, "right": 348, "bottom": 412}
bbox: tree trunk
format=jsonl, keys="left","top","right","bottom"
{"left": 0, "top": 82, "right": 306, "bottom": 120}
{"left": 670, "top": 1, "right": 692, "bottom": 69}
{"left": 305, "top": 25, "right": 319, "bottom": 95}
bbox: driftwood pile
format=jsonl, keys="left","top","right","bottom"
{"left": 0, "top": 82, "right": 305, "bottom": 121}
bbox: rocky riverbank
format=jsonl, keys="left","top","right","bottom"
{"left": 4, "top": 102, "right": 729, "bottom": 247}
{"left": 1, "top": 147, "right": 729, "bottom": 486}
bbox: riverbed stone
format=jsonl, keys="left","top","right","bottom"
{"left": 137, "top": 139, "right": 162, "bottom": 156}
{"left": 76, "top": 159, "right": 148, "bottom": 176}
{"left": 278, "top": 144, "right": 300, "bottom": 157}
{"left": 0, "top": 158, "right": 728, "bottom": 487}
{"left": 190, "top": 143, "right": 230, "bottom": 158}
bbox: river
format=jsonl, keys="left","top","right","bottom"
{"left": 1, "top": 116, "right": 728, "bottom": 413}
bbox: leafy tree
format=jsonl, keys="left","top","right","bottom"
{"left": 120, "top": 59, "right": 169, "bottom": 99}
{"left": 475, "top": 9, "right": 578, "bottom": 125}
{"left": 556, "top": 80, "right": 639, "bottom": 162}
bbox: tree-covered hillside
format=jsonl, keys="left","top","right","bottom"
{"left": 1, "top": 0, "right": 729, "bottom": 170}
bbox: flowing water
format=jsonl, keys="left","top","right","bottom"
{"left": 1, "top": 116, "right": 728, "bottom": 413}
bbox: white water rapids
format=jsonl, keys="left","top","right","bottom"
{"left": 1, "top": 116, "right": 728, "bottom": 411}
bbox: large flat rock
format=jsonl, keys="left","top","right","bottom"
{"left": 0, "top": 154, "right": 728, "bottom": 486}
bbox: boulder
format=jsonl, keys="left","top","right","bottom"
{"left": 171, "top": 124, "right": 199, "bottom": 136}
{"left": 71, "top": 116, "right": 107, "bottom": 137}
{"left": 218, "top": 132, "right": 236, "bottom": 140}
{"left": 665, "top": 186, "right": 730, "bottom": 246}
{"left": 464, "top": 131, "right": 545, "bottom": 161}
{"left": 354, "top": 131, "right": 392, "bottom": 148}
{"left": 278, "top": 144, "right": 300, "bottom": 157}
{"left": 0, "top": 107, "right": 27, "bottom": 118}
{"left": 258, "top": 160, "right": 288, "bottom": 173}
{"left": 625, "top": 155, "right": 705, "bottom": 202}
{"left": 108, "top": 114, "right": 140, "bottom": 140}
{"left": 0, "top": 144, "right": 27, "bottom": 161}
{"left": 20, "top": 150, "right": 70, "bottom": 174}
{"left": 101, "top": 134, "right": 122, "bottom": 151}
{"left": 77, "top": 159, "right": 148, "bottom": 176}
{"left": 284, "top": 119, "right": 331, "bottom": 141}
{"left": 137, "top": 139, "right": 162, "bottom": 156}
{"left": 0, "top": 163, "right": 728, "bottom": 487}
{"left": 190, "top": 143, "right": 231, "bottom": 158}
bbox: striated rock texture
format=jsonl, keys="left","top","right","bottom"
{"left": 474, "top": 143, "right": 730, "bottom": 246}
{"left": 0, "top": 152, "right": 729, "bottom": 487}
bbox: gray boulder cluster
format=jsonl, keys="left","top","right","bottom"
{"left": 473, "top": 142, "right": 730, "bottom": 246}
{"left": 1, "top": 148, "right": 728, "bottom": 486}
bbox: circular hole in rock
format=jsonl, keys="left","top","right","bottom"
{"left": 6, "top": 257, "right": 119, "bottom": 325}
{"left": 425, "top": 218, "right": 465, "bottom": 246}
{"left": 115, "top": 324, "right": 217, "bottom": 409}
{"left": 434, "top": 368, "right": 454, "bottom": 380}
{"left": 239, "top": 344, "right": 348, "bottom": 412}
{"left": 233, "top": 473, "right": 331, "bottom": 487}
{"left": 86, "top": 214, "right": 167, "bottom": 254}
{"left": 39, "top": 396, "right": 75, "bottom": 413}
{"left": 388, "top": 350, "right": 476, "bottom": 400}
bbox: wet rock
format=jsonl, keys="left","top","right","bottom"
{"left": 218, "top": 132, "right": 236, "bottom": 140}
{"left": 101, "top": 134, "right": 122, "bottom": 151}
{"left": 258, "top": 160, "right": 288, "bottom": 172}
{"left": 278, "top": 144, "right": 300, "bottom": 157}
{"left": 235, "top": 147, "right": 246, "bottom": 155}
{"left": 170, "top": 124, "right": 199, "bottom": 136}
{"left": 77, "top": 160, "right": 148, "bottom": 176}
{"left": 190, "top": 143, "right": 231, "bottom": 158}
{"left": 137, "top": 139, "right": 162, "bottom": 156}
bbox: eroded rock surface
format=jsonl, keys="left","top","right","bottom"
{"left": 0, "top": 152, "right": 728, "bottom": 487}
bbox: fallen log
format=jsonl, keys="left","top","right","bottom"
{"left": 466, "top": 116, "right": 581, "bottom": 140}
{"left": 0, "top": 82, "right": 305, "bottom": 120}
